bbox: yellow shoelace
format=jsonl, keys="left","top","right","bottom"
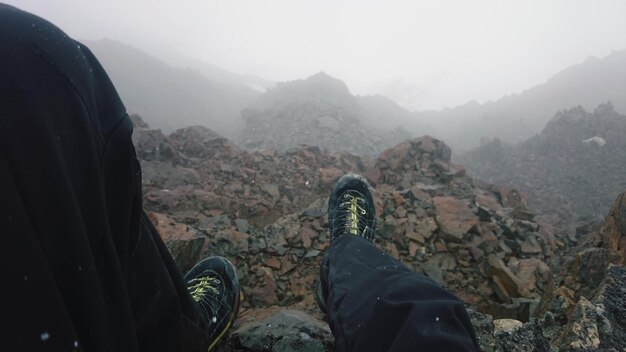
{"left": 188, "top": 276, "right": 220, "bottom": 301}
{"left": 340, "top": 194, "right": 367, "bottom": 235}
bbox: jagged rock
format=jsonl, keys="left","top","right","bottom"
{"left": 600, "top": 191, "right": 626, "bottom": 264}
{"left": 224, "top": 309, "right": 334, "bottom": 352}
{"left": 494, "top": 320, "right": 549, "bottom": 352}
{"left": 559, "top": 296, "right": 602, "bottom": 350}
{"left": 468, "top": 309, "right": 496, "bottom": 351}
{"left": 557, "top": 265, "right": 626, "bottom": 351}
{"left": 485, "top": 255, "right": 528, "bottom": 303}
{"left": 319, "top": 167, "right": 343, "bottom": 186}
{"left": 130, "top": 113, "right": 150, "bottom": 129}
{"left": 468, "top": 309, "right": 550, "bottom": 352}
{"left": 148, "top": 212, "right": 204, "bottom": 273}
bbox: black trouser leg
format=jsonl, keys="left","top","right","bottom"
{"left": 0, "top": 4, "right": 208, "bottom": 351}
{"left": 321, "top": 235, "right": 480, "bottom": 352}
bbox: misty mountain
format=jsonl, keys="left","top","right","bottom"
{"left": 457, "top": 102, "right": 626, "bottom": 220}
{"left": 356, "top": 94, "right": 431, "bottom": 134}
{"left": 83, "top": 39, "right": 259, "bottom": 137}
{"left": 419, "top": 49, "right": 626, "bottom": 152}
{"left": 237, "top": 72, "right": 415, "bottom": 155}
{"left": 146, "top": 45, "right": 274, "bottom": 92}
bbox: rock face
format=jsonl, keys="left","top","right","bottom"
{"left": 237, "top": 72, "right": 412, "bottom": 155}
{"left": 535, "top": 192, "right": 626, "bottom": 351}
{"left": 132, "top": 117, "right": 626, "bottom": 351}
{"left": 459, "top": 103, "right": 626, "bottom": 221}
{"left": 224, "top": 309, "right": 334, "bottom": 352}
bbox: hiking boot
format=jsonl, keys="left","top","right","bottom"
{"left": 327, "top": 174, "right": 376, "bottom": 242}
{"left": 184, "top": 256, "right": 241, "bottom": 351}
{"left": 317, "top": 174, "right": 377, "bottom": 314}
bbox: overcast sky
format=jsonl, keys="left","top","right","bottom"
{"left": 9, "top": 0, "right": 626, "bottom": 110}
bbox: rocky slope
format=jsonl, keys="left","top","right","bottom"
{"left": 237, "top": 72, "right": 414, "bottom": 155}
{"left": 132, "top": 116, "right": 626, "bottom": 351}
{"left": 458, "top": 102, "right": 626, "bottom": 221}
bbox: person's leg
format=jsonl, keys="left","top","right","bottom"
{"left": 318, "top": 175, "right": 479, "bottom": 352}
{"left": 0, "top": 5, "right": 236, "bottom": 351}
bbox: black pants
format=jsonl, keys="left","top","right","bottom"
{"left": 322, "top": 235, "right": 480, "bottom": 351}
{"left": 0, "top": 5, "right": 210, "bottom": 351}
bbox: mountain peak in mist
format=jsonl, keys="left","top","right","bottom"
{"left": 250, "top": 71, "right": 356, "bottom": 112}
{"left": 420, "top": 48, "right": 626, "bottom": 152}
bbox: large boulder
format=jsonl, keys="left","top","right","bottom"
{"left": 224, "top": 309, "right": 334, "bottom": 352}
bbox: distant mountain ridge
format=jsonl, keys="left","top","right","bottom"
{"left": 85, "top": 38, "right": 626, "bottom": 159}
{"left": 83, "top": 39, "right": 259, "bottom": 137}
{"left": 145, "top": 45, "right": 274, "bottom": 92}
{"left": 419, "top": 49, "right": 626, "bottom": 152}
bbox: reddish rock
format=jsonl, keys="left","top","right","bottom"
{"left": 390, "top": 243, "right": 400, "bottom": 260}
{"left": 395, "top": 205, "right": 407, "bottom": 218}
{"left": 319, "top": 167, "right": 343, "bottom": 186}
{"left": 263, "top": 257, "right": 282, "bottom": 270}
{"left": 249, "top": 267, "right": 278, "bottom": 306}
{"left": 410, "top": 186, "right": 432, "bottom": 203}
{"left": 392, "top": 192, "right": 406, "bottom": 207}
{"left": 475, "top": 193, "right": 502, "bottom": 212}
{"left": 363, "top": 167, "right": 381, "bottom": 185}
{"left": 485, "top": 255, "right": 529, "bottom": 302}
{"left": 289, "top": 275, "right": 314, "bottom": 298}
{"left": 408, "top": 242, "right": 419, "bottom": 257}
{"left": 280, "top": 260, "right": 296, "bottom": 275}
{"left": 215, "top": 229, "right": 250, "bottom": 253}
{"left": 405, "top": 230, "right": 425, "bottom": 244}
{"left": 600, "top": 192, "right": 626, "bottom": 264}
{"left": 148, "top": 212, "right": 205, "bottom": 272}
{"left": 300, "top": 228, "right": 316, "bottom": 249}
{"left": 516, "top": 258, "right": 550, "bottom": 292}
{"left": 433, "top": 197, "right": 479, "bottom": 242}
{"left": 435, "top": 242, "right": 448, "bottom": 252}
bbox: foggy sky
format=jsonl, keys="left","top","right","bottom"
{"left": 10, "top": 0, "right": 626, "bottom": 110}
